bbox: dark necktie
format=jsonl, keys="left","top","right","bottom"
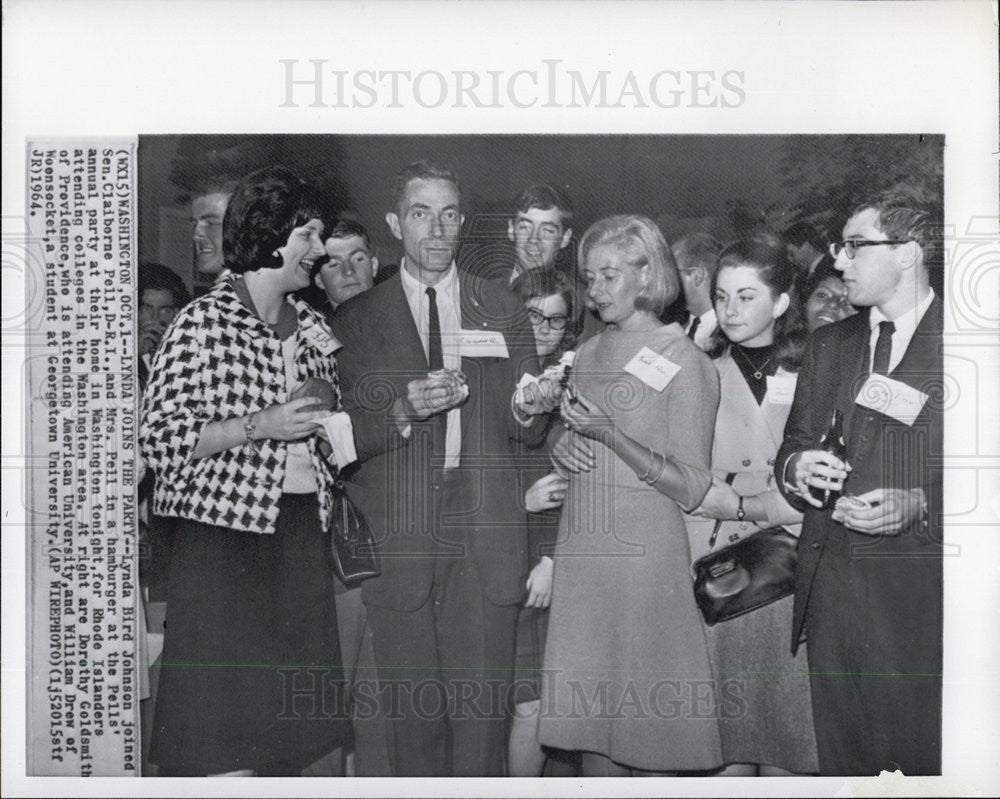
{"left": 687, "top": 315, "right": 700, "bottom": 340}
{"left": 426, "top": 286, "right": 443, "bottom": 371}
{"left": 872, "top": 320, "right": 895, "bottom": 375}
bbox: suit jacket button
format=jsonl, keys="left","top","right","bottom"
{"left": 811, "top": 542, "right": 820, "bottom": 549}
{"left": 742, "top": 458, "right": 751, "bottom": 467}
{"left": 432, "top": 483, "right": 441, "bottom": 492}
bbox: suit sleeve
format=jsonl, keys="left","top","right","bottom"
{"left": 775, "top": 331, "right": 823, "bottom": 513}
{"left": 329, "top": 308, "right": 410, "bottom": 464}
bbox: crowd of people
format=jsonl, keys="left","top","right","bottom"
{"left": 137, "top": 160, "right": 943, "bottom": 778}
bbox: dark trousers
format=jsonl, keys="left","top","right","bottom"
{"left": 805, "top": 546, "right": 942, "bottom": 776}
{"left": 366, "top": 475, "right": 519, "bottom": 776}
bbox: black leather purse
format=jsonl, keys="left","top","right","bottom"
{"left": 321, "top": 459, "right": 380, "bottom": 583}
{"left": 692, "top": 526, "right": 798, "bottom": 626}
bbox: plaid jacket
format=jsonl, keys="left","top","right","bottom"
{"left": 139, "top": 278, "right": 342, "bottom": 535}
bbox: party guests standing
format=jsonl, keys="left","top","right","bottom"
{"left": 673, "top": 232, "right": 722, "bottom": 350}
{"left": 330, "top": 161, "right": 546, "bottom": 776}
{"left": 776, "top": 189, "right": 944, "bottom": 775}
{"left": 539, "top": 215, "right": 723, "bottom": 776}
{"left": 506, "top": 269, "right": 578, "bottom": 777}
{"left": 140, "top": 167, "right": 352, "bottom": 776}
{"left": 685, "top": 241, "right": 818, "bottom": 775}
{"left": 299, "top": 215, "right": 392, "bottom": 776}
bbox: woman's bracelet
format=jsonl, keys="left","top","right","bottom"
{"left": 636, "top": 446, "right": 655, "bottom": 481}
{"left": 644, "top": 452, "right": 667, "bottom": 485}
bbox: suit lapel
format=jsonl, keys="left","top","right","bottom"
{"left": 384, "top": 275, "right": 430, "bottom": 371}
{"left": 760, "top": 367, "right": 796, "bottom": 448}
{"left": 458, "top": 273, "right": 491, "bottom": 449}
{"left": 888, "top": 296, "right": 943, "bottom": 383}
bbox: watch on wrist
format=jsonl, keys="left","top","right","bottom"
{"left": 244, "top": 413, "right": 262, "bottom": 454}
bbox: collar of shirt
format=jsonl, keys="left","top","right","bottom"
{"left": 868, "top": 288, "right": 935, "bottom": 373}
{"left": 400, "top": 259, "right": 461, "bottom": 350}
{"left": 398, "top": 259, "right": 464, "bottom": 466}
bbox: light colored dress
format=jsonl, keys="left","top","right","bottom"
{"left": 539, "top": 324, "right": 724, "bottom": 772}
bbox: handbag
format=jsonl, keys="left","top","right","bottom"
{"left": 321, "top": 459, "right": 380, "bottom": 583}
{"left": 692, "top": 525, "right": 798, "bottom": 626}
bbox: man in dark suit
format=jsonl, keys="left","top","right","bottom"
{"left": 331, "top": 161, "right": 547, "bottom": 776}
{"left": 776, "top": 189, "right": 943, "bottom": 775}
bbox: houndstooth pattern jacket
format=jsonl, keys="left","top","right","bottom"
{"left": 139, "top": 278, "right": 342, "bottom": 535}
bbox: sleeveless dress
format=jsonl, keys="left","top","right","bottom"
{"left": 538, "top": 324, "right": 724, "bottom": 772}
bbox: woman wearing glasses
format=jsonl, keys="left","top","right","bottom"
{"left": 538, "top": 216, "right": 723, "bottom": 775}
{"left": 140, "top": 167, "right": 352, "bottom": 776}
{"left": 685, "top": 240, "right": 817, "bottom": 775}
{"left": 507, "top": 268, "right": 579, "bottom": 776}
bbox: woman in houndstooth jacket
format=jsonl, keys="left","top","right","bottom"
{"left": 140, "top": 167, "right": 352, "bottom": 776}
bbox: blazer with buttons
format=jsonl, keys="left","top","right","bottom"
{"left": 330, "top": 269, "right": 546, "bottom": 612}
{"left": 140, "top": 278, "right": 343, "bottom": 535}
{"left": 684, "top": 354, "right": 801, "bottom": 564}
{"left": 775, "top": 298, "right": 944, "bottom": 655}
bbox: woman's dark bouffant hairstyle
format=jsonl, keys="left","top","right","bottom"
{"left": 510, "top": 268, "right": 583, "bottom": 365}
{"left": 706, "top": 239, "right": 808, "bottom": 372}
{"left": 223, "top": 166, "right": 325, "bottom": 274}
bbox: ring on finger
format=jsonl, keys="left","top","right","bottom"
{"left": 548, "top": 492, "right": 558, "bottom": 502}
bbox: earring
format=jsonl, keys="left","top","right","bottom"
{"left": 270, "top": 250, "right": 283, "bottom": 269}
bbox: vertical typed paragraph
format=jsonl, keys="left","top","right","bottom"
{"left": 26, "top": 142, "right": 141, "bottom": 776}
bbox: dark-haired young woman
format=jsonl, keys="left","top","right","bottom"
{"left": 140, "top": 167, "right": 352, "bottom": 776}
{"left": 686, "top": 240, "right": 818, "bottom": 776}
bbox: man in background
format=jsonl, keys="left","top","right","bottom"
{"left": 672, "top": 232, "right": 722, "bottom": 350}
{"left": 190, "top": 178, "right": 237, "bottom": 282}
{"left": 138, "top": 262, "right": 190, "bottom": 393}
{"left": 504, "top": 183, "right": 574, "bottom": 285}
{"left": 784, "top": 220, "right": 832, "bottom": 278}
{"left": 314, "top": 219, "right": 379, "bottom": 313}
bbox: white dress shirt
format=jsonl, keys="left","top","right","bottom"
{"left": 400, "top": 260, "right": 463, "bottom": 468}
{"left": 685, "top": 308, "right": 718, "bottom": 351}
{"left": 868, "top": 289, "right": 935, "bottom": 373}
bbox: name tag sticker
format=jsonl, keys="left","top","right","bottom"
{"left": 302, "top": 322, "right": 341, "bottom": 355}
{"left": 854, "top": 374, "right": 929, "bottom": 426}
{"left": 624, "top": 346, "right": 680, "bottom": 392}
{"left": 766, "top": 374, "right": 798, "bottom": 405}
{"left": 458, "top": 329, "right": 509, "bottom": 359}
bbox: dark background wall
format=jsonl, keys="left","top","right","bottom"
{"left": 138, "top": 133, "right": 942, "bottom": 292}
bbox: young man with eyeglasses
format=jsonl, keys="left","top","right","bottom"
{"left": 775, "top": 188, "right": 943, "bottom": 775}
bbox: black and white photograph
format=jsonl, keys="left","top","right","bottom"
{"left": 3, "top": 2, "right": 998, "bottom": 797}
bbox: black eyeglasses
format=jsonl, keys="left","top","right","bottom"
{"left": 829, "top": 239, "right": 910, "bottom": 260}
{"left": 527, "top": 308, "right": 568, "bottom": 330}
